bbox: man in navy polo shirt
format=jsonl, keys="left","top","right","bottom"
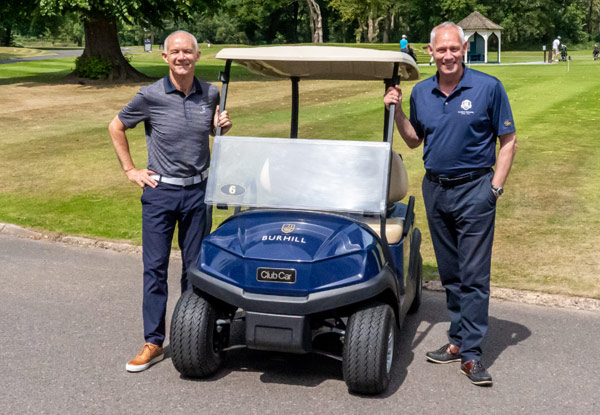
{"left": 385, "top": 22, "right": 517, "bottom": 386}
{"left": 108, "top": 30, "right": 232, "bottom": 372}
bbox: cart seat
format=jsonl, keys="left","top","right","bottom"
{"left": 363, "top": 151, "right": 408, "bottom": 244}
{"left": 363, "top": 217, "right": 404, "bottom": 244}
{"left": 389, "top": 151, "right": 408, "bottom": 203}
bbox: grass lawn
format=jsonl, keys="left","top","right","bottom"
{"left": 0, "top": 45, "right": 599, "bottom": 298}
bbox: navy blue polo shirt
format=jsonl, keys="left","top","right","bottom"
{"left": 119, "top": 76, "right": 219, "bottom": 177}
{"left": 409, "top": 66, "right": 515, "bottom": 176}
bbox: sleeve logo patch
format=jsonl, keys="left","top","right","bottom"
{"left": 504, "top": 120, "right": 513, "bottom": 127}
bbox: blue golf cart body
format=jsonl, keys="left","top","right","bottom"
{"left": 170, "top": 46, "right": 422, "bottom": 394}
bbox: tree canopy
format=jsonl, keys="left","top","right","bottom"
{"left": 5, "top": 0, "right": 600, "bottom": 80}
{"left": 36, "top": 0, "right": 215, "bottom": 80}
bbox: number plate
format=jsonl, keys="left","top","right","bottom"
{"left": 257, "top": 267, "right": 297, "bottom": 283}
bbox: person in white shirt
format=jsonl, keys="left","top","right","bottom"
{"left": 552, "top": 36, "right": 561, "bottom": 62}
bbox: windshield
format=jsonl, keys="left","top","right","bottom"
{"left": 205, "top": 136, "right": 391, "bottom": 214}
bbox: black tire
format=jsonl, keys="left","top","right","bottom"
{"left": 408, "top": 252, "right": 423, "bottom": 314}
{"left": 342, "top": 303, "right": 396, "bottom": 394}
{"left": 170, "top": 290, "right": 226, "bottom": 378}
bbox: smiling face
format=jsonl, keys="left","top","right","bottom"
{"left": 428, "top": 26, "right": 467, "bottom": 80}
{"left": 161, "top": 32, "right": 200, "bottom": 79}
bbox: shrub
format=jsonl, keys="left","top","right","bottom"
{"left": 74, "top": 55, "right": 113, "bottom": 79}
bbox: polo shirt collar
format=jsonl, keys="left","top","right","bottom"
{"left": 163, "top": 76, "right": 202, "bottom": 95}
{"left": 432, "top": 64, "right": 474, "bottom": 95}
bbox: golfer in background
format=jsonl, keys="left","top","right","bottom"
{"left": 552, "top": 36, "right": 561, "bottom": 62}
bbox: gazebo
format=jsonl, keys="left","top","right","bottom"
{"left": 457, "top": 11, "right": 503, "bottom": 63}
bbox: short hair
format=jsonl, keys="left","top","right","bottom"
{"left": 430, "top": 22, "right": 465, "bottom": 44}
{"left": 163, "top": 30, "right": 198, "bottom": 53}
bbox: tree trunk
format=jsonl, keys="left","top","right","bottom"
{"left": 1, "top": 25, "right": 12, "bottom": 46}
{"left": 80, "top": 13, "right": 149, "bottom": 82}
{"left": 367, "top": 11, "right": 384, "bottom": 43}
{"left": 383, "top": 15, "right": 391, "bottom": 43}
{"left": 306, "top": 0, "right": 323, "bottom": 43}
{"left": 587, "top": 0, "right": 595, "bottom": 39}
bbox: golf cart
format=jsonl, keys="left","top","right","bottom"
{"left": 169, "top": 46, "right": 422, "bottom": 394}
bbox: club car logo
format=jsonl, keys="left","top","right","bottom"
{"left": 257, "top": 267, "right": 297, "bottom": 283}
{"left": 281, "top": 223, "right": 295, "bottom": 234}
{"left": 262, "top": 224, "right": 306, "bottom": 244}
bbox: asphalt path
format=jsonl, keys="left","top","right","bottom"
{"left": 0, "top": 49, "right": 84, "bottom": 64}
{"left": 1, "top": 233, "right": 598, "bottom": 414}
{"left": 0, "top": 48, "right": 137, "bottom": 64}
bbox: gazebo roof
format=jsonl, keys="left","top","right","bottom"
{"left": 458, "top": 11, "right": 503, "bottom": 31}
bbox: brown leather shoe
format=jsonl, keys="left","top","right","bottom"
{"left": 460, "top": 360, "right": 493, "bottom": 386}
{"left": 126, "top": 343, "right": 164, "bottom": 372}
{"left": 425, "top": 343, "right": 461, "bottom": 364}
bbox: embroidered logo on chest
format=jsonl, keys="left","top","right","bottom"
{"left": 458, "top": 99, "right": 474, "bottom": 115}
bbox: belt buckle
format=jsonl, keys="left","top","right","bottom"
{"left": 183, "top": 176, "right": 197, "bottom": 186}
{"left": 438, "top": 176, "right": 452, "bottom": 187}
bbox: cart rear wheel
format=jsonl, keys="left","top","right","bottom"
{"left": 170, "top": 290, "right": 226, "bottom": 378}
{"left": 343, "top": 303, "right": 396, "bottom": 394}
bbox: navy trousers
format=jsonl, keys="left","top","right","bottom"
{"left": 422, "top": 170, "right": 496, "bottom": 362}
{"left": 140, "top": 181, "right": 209, "bottom": 346}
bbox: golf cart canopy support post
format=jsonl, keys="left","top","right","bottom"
{"left": 383, "top": 62, "right": 400, "bottom": 145}
{"left": 216, "top": 59, "right": 232, "bottom": 137}
{"left": 379, "top": 62, "right": 400, "bottom": 271}
{"left": 291, "top": 77, "right": 299, "bottom": 138}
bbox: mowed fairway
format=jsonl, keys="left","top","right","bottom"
{"left": 0, "top": 46, "right": 598, "bottom": 298}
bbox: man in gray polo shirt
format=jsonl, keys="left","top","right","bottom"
{"left": 108, "top": 30, "right": 231, "bottom": 373}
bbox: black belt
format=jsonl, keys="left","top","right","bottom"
{"left": 426, "top": 168, "right": 491, "bottom": 188}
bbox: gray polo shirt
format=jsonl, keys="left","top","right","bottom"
{"left": 119, "top": 76, "right": 219, "bottom": 177}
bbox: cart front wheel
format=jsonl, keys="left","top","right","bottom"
{"left": 343, "top": 303, "right": 396, "bottom": 394}
{"left": 170, "top": 290, "right": 226, "bottom": 378}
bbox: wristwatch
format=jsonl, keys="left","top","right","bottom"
{"left": 492, "top": 185, "right": 504, "bottom": 197}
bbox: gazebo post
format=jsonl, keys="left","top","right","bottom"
{"left": 484, "top": 33, "right": 488, "bottom": 63}
{"left": 497, "top": 31, "right": 501, "bottom": 63}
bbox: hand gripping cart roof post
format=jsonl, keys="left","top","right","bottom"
{"left": 169, "top": 46, "right": 422, "bottom": 395}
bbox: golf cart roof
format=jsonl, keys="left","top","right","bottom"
{"left": 215, "top": 46, "right": 419, "bottom": 81}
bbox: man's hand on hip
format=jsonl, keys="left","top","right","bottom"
{"left": 125, "top": 168, "right": 158, "bottom": 189}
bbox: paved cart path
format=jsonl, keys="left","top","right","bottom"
{"left": 0, "top": 49, "right": 83, "bottom": 64}
{"left": 1, "top": 234, "right": 598, "bottom": 414}
{"left": 0, "top": 48, "right": 138, "bottom": 64}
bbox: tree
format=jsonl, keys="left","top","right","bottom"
{"left": 306, "top": 0, "right": 323, "bottom": 43}
{"left": 40, "top": 0, "right": 213, "bottom": 81}
{"left": 0, "top": 0, "right": 40, "bottom": 46}
{"left": 329, "top": 0, "right": 396, "bottom": 43}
